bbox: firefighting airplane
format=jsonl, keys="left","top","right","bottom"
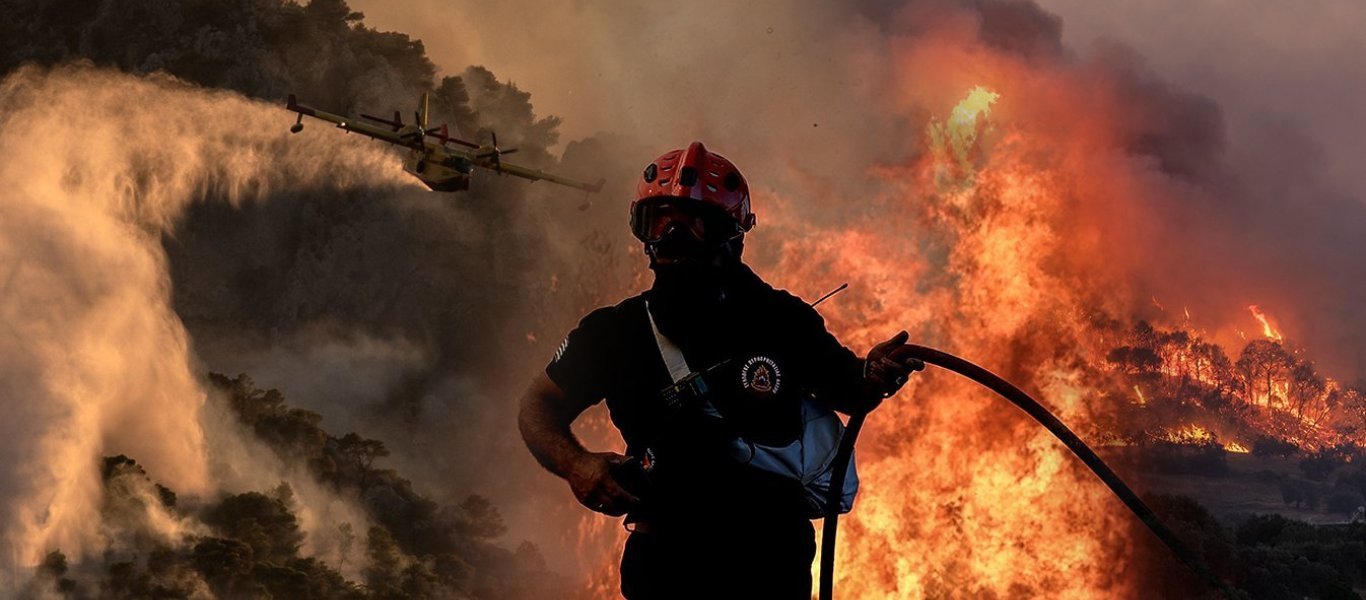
{"left": 286, "top": 93, "right": 604, "bottom": 194}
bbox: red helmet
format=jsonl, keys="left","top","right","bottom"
{"left": 630, "top": 141, "right": 755, "bottom": 243}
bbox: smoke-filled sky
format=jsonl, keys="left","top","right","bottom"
{"left": 356, "top": 0, "right": 1366, "bottom": 198}
{"left": 353, "top": 0, "right": 1366, "bottom": 381}
{"left": 1041, "top": 0, "right": 1366, "bottom": 199}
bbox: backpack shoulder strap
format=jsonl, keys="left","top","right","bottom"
{"left": 644, "top": 299, "right": 691, "bottom": 384}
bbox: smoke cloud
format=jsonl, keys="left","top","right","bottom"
{"left": 0, "top": 62, "right": 406, "bottom": 582}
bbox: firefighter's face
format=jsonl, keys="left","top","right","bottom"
{"left": 634, "top": 198, "right": 741, "bottom": 268}
{"left": 648, "top": 225, "right": 716, "bottom": 266}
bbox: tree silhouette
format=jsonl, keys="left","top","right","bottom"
{"left": 1236, "top": 340, "right": 1293, "bottom": 408}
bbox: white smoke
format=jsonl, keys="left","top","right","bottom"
{"left": 0, "top": 62, "right": 410, "bottom": 583}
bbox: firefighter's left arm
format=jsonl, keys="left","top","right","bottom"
{"left": 798, "top": 304, "right": 923, "bottom": 415}
{"left": 795, "top": 303, "right": 875, "bottom": 415}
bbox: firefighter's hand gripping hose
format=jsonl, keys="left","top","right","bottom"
{"left": 818, "top": 344, "right": 1238, "bottom": 600}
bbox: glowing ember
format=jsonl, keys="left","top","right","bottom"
{"left": 1155, "top": 424, "right": 1217, "bottom": 446}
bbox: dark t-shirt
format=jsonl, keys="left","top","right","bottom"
{"left": 545, "top": 264, "right": 865, "bottom": 525}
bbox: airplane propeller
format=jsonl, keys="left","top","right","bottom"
{"left": 475, "top": 131, "right": 518, "bottom": 171}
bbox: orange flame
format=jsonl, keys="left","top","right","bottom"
{"left": 571, "top": 59, "right": 1326, "bottom": 591}
{"left": 1247, "top": 305, "right": 1284, "bottom": 341}
{"left": 753, "top": 85, "right": 1141, "bottom": 597}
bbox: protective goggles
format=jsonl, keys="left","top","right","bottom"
{"left": 630, "top": 198, "right": 741, "bottom": 244}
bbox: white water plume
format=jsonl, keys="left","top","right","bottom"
{"left": 0, "top": 62, "right": 410, "bottom": 581}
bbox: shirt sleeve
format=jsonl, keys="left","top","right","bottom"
{"left": 791, "top": 300, "right": 869, "bottom": 413}
{"left": 544, "top": 307, "right": 615, "bottom": 405}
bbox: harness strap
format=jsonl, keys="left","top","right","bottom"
{"left": 644, "top": 300, "right": 691, "bottom": 384}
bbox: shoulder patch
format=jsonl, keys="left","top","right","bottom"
{"left": 552, "top": 336, "right": 569, "bottom": 363}
{"left": 740, "top": 355, "right": 783, "bottom": 395}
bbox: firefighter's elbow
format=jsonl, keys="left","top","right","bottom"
{"left": 518, "top": 373, "right": 574, "bottom": 432}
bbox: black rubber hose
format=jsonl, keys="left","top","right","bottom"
{"left": 818, "top": 345, "right": 1237, "bottom": 600}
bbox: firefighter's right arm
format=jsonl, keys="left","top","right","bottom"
{"left": 517, "top": 372, "right": 639, "bottom": 516}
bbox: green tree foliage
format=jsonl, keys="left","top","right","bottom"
{"left": 1252, "top": 435, "right": 1298, "bottom": 457}
{"left": 26, "top": 550, "right": 78, "bottom": 596}
{"left": 1132, "top": 496, "right": 1366, "bottom": 599}
{"left": 0, "top": 0, "right": 569, "bottom": 172}
{"left": 192, "top": 537, "right": 258, "bottom": 596}
{"left": 35, "top": 369, "right": 557, "bottom": 599}
{"left": 455, "top": 494, "right": 508, "bottom": 540}
{"left": 0, "top": 0, "right": 434, "bottom": 112}
{"left": 211, "top": 373, "right": 330, "bottom": 464}
{"left": 1300, "top": 449, "right": 1349, "bottom": 481}
{"left": 363, "top": 525, "right": 404, "bottom": 598}
{"left": 1233, "top": 513, "right": 1365, "bottom": 599}
{"left": 202, "top": 491, "right": 306, "bottom": 564}
{"left": 199, "top": 373, "right": 564, "bottom": 598}
{"left": 458, "top": 65, "right": 561, "bottom": 166}
{"left": 1278, "top": 478, "right": 1325, "bottom": 510}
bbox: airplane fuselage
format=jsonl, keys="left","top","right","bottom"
{"left": 285, "top": 93, "right": 602, "bottom": 194}
{"left": 403, "top": 147, "right": 474, "bottom": 192}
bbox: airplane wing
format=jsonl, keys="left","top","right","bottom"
{"left": 474, "top": 158, "right": 605, "bottom": 193}
{"left": 437, "top": 143, "right": 605, "bottom": 193}
{"left": 286, "top": 94, "right": 419, "bottom": 149}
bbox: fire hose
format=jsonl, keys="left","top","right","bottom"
{"left": 818, "top": 345, "right": 1238, "bottom": 600}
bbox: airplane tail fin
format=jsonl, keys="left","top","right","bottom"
{"left": 419, "top": 92, "right": 430, "bottom": 129}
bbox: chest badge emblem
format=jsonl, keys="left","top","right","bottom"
{"left": 740, "top": 356, "right": 782, "bottom": 395}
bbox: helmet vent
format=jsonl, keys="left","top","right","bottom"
{"left": 643, "top": 163, "right": 658, "bottom": 183}
{"left": 706, "top": 184, "right": 718, "bottom": 192}
{"left": 723, "top": 171, "right": 741, "bottom": 191}
{"left": 679, "top": 167, "right": 698, "bottom": 187}
{"left": 659, "top": 178, "right": 671, "bottom": 185}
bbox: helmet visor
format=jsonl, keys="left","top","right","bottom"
{"left": 631, "top": 198, "right": 738, "bottom": 244}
